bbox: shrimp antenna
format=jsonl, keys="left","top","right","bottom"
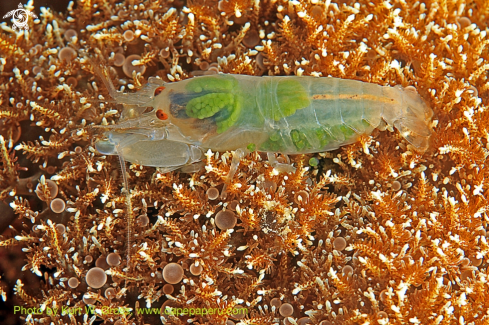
{"left": 86, "top": 55, "right": 157, "bottom": 107}
{"left": 83, "top": 55, "right": 119, "bottom": 100}
{"left": 85, "top": 55, "right": 135, "bottom": 280}
{"left": 115, "top": 144, "right": 134, "bottom": 274}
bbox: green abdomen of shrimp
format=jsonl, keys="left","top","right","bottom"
{"left": 184, "top": 76, "right": 311, "bottom": 135}
{"left": 180, "top": 75, "right": 432, "bottom": 154}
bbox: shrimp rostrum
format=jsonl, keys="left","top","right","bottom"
{"left": 94, "top": 73, "right": 433, "bottom": 174}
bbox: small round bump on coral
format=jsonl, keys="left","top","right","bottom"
{"left": 123, "top": 30, "right": 135, "bottom": 42}
{"left": 106, "top": 253, "right": 121, "bottom": 267}
{"left": 342, "top": 265, "right": 353, "bottom": 276}
{"left": 36, "top": 178, "right": 58, "bottom": 201}
{"left": 401, "top": 229, "right": 412, "bottom": 240}
{"left": 310, "top": 5, "right": 324, "bottom": 20}
{"left": 96, "top": 256, "right": 110, "bottom": 269}
{"left": 461, "top": 269, "right": 475, "bottom": 281}
{"left": 460, "top": 258, "right": 470, "bottom": 267}
{"left": 294, "top": 190, "right": 309, "bottom": 204}
{"left": 32, "top": 66, "right": 42, "bottom": 75}
{"left": 84, "top": 255, "right": 93, "bottom": 263}
{"left": 379, "top": 289, "right": 388, "bottom": 302}
{"left": 190, "top": 70, "right": 206, "bottom": 77}
{"left": 243, "top": 29, "right": 260, "bottom": 48}
{"left": 137, "top": 215, "right": 150, "bottom": 226}
{"left": 190, "top": 262, "right": 203, "bottom": 276}
{"left": 104, "top": 287, "right": 116, "bottom": 299}
{"left": 467, "top": 85, "right": 478, "bottom": 98}
{"left": 231, "top": 305, "right": 246, "bottom": 319}
{"left": 457, "top": 17, "right": 472, "bottom": 29}
{"left": 83, "top": 293, "right": 96, "bottom": 305}
{"left": 469, "top": 254, "right": 483, "bottom": 267}
{"left": 58, "top": 47, "right": 77, "bottom": 63}
{"left": 377, "top": 311, "right": 388, "bottom": 319}
{"left": 260, "top": 179, "right": 277, "bottom": 192}
{"left": 404, "top": 85, "right": 418, "bottom": 94}
{"left": 182, "top": 260, "right": 190, "bottom": 269}
{"left": 283, "top": 318, "right": 293, "bottom": 325}
{"left": 162, "top": 263, "right": 184, "bottom": 284}
{"left": 112, "top": 46, "right": 124, "bottom": 54}
{"left": 162, "top": 283, "right": 174, "bottom": 295}
{"left": 228, "top": 200, "right": 239, "bottom": 211}
{"left": 159, "top": 48, "right": 170, "bottom": 58}
{"left": 391, "top": 180, "right": 402, "bottom": 191}
{"left": 67, "top": 277, "right": 79, "bottom": 288}
{"left": 117, "top": 9, "right": 129, "bottom": 18}
{"left": 297, "top": 317, "right": 313, "bottom": 325}
{"left": 232, "top": 14, "right": 247, "bottom": 25}
{"left": 46, "top": 180, "right": 58, "bottom": 198}
{"left": 55, "top": 223, "right": 66, "bottom": 234}
{"left": 333, "top": 237, "right": 347, "bottom": 251}
{"left": 113, "top": 53, "right": 125, "bottom": 67}
{"left": 66, "top": 76, "right": 78, "bottom": 87}
{"left": 270, "top": 297, "right": 282, "bottom": 308}
{"left": 50, "top": 198, "right": 66, "bottom": 213}
{"left": 122, "top": 54, "right": 146, "bottom": 77}
{"left": 217, "top": 0, "right": 227, "bottom": 11}
{"left": 476, "top": 228, "right": 486, "bottom": 237}
{"left": 256, "top": 52, "right": 265, "bottom": 70}
{"left": 206, "top": 66, "right": 219, "bottom": 74}
{"left": 85, "top": 267, "right": 107, "bottom": 289}
{"left": 215, "top": 210, "right": 237, "bottom": 230}
{"left": 279, "top": 303, "right": 294, "bottom": 317}
{"left": 160, "top": 300, "right": 180, "bottom": 318}
{"left": 64, "top": 29, "right": 78, "bottom": 41}
{"left": 199, "top": 61, "right": 209, "bottom": 70}
{"left": 206, "top": 187, "right": 219, "bottom": 200}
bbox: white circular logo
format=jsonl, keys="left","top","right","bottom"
{"left": 3, "top": 3, "right": 37, "bottom": 31}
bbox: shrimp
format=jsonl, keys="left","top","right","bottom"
{"left": 95, "top": 74, "right": 433, "bottom": 168}
{"left": 92, "top": 72, "right": 433, "bottom": 270}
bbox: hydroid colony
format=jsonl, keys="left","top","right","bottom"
{"left": 1, "top": 0, "right": 489, "bottom": 324}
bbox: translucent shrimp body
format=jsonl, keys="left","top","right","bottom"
{"left": 95, "top": 74, "right": 433, "bottom": 169}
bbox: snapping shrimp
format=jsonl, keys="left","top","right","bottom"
{"left": 91, "top": 69, "right": 433, "bottom": 271}
{"left": 95, "top": 73, "right": 432, "bottom": 173}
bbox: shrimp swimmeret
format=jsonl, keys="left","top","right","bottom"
{"left": 95, "top": 73, "right": 433, "bottom": 174}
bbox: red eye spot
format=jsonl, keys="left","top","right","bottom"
{"left": 156, "top": 109, "right": 168, "bottom": 120}
{"left": 154, "top": 87, "right": 165, "bottom": 96}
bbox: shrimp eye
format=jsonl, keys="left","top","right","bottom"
{"left": 156, "top": 109, "right": 168, "bottom": 120}
{"left": 154, "top": 87, "right": 165, "bottom": 96}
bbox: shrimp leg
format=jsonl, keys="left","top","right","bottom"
{"left": 220, "top": 148, "right": 296, "bottom": 199}
{"left": 220, "top": 147, "right": 248, "bottom": 199}
{"left": 267, "top": 152, "right": 296, "bottom": 173}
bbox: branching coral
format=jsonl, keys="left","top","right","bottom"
{"left": 1, "top": 0, "right": 489, "bottom": 324}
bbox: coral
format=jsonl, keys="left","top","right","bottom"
{"left": 1, "top": 0, "right": 489, "bottom": 324}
